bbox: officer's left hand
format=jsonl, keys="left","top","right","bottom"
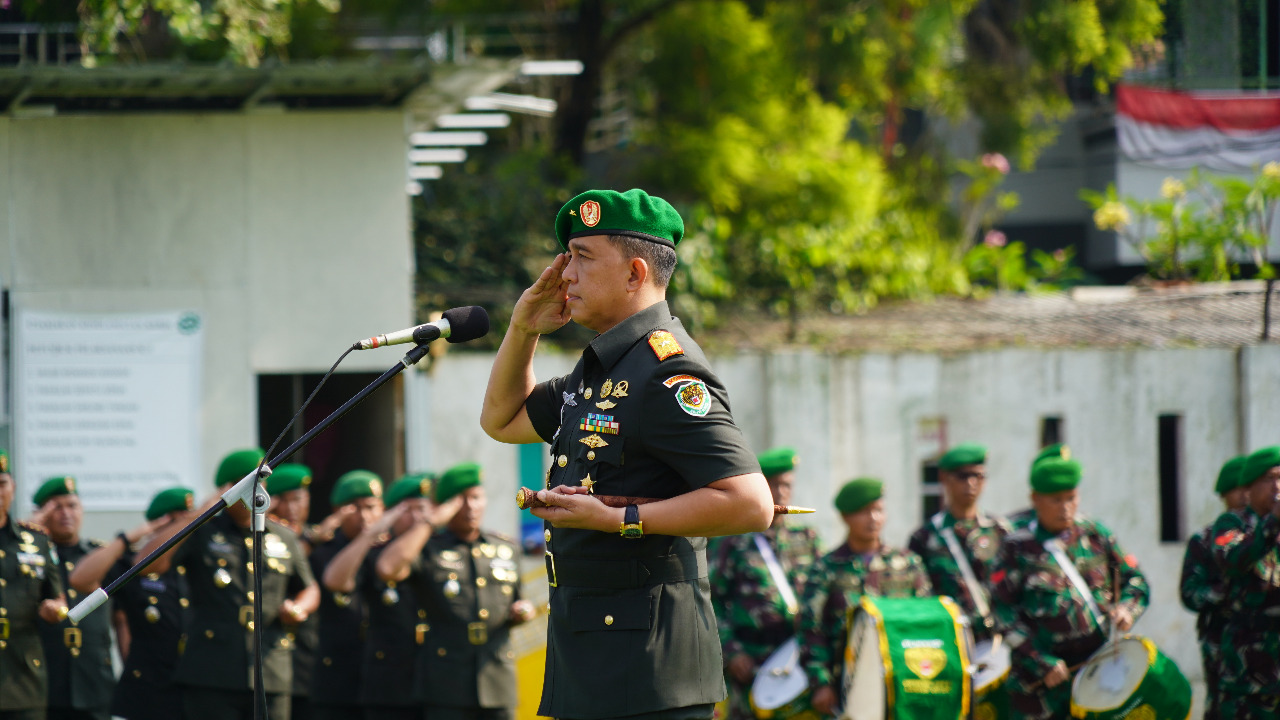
{"left": 510, "top": 599, "right": 536, "bottom": 624}
{"left": 38, "top": 597, "right": 68, "bottom": 624}
{"left": 1109, "top": 605, "right": 1134, "bottom": 632}
{"left": 279, "top": 598, "right": 309, "bottom": 626}
{"left": 529, "top": 486, "right": 619, "bottom": 533}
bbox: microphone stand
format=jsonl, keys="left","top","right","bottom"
{"left": 69, "top": 342, "right": 434, "bottom": 720}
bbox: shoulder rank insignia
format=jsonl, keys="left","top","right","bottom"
{"left": 648, "top": 330, "right": 684, "bottom": 361}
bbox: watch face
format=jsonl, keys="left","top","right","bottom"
{"left": 621, "top": 523, "right": 643, "bottom": 539}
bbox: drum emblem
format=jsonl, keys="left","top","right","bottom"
{"left": 1125, "top": 705, "right": 1156, "bottom": 720}
{"left": 904, "top": 646, "right": 947, "bottom": 680}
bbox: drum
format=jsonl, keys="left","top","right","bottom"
{"left": 750, "top": 637, "right": 821, "bottom": 720}
{"left": 1069, "top": 636, "right": 1192, "bottom": 720}
{"left": 970, "top": 639, "right": 1011, "bottom": 720}
{"left": 841, "top": 596, "right": 971, "bottom": 720}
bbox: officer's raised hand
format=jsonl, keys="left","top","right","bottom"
{"left": 510, "top": 253, "right": 571, "bottom": 336}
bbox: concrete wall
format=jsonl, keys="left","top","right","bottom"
{"left": 407, "top": 342, "right": 1280, "bottom": 712}
{"left": 0, "top": 111, "right": 414, "bottom": 531}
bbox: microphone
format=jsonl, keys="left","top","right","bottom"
{"left": 354, "top": 306, "right": 490, "bottom": 350}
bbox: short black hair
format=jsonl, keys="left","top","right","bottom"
{"left": 608, "top": 235, "right": 677, "bottom": 287}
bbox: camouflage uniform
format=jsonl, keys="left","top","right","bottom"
{"left": 1179, "top": 523, "right": 1227, "bottom": 720}
{"left": 906, "top": 510, "right": 1010, "bottom": 642}
{"left": 1209, "top": 508, "right": 1280, "bottom": 718}
{"left": 797, "top": 544, "right": 931, "bottom": 696}
{"left": 709, "top": 524, "right": 821, "bottom": 720}
{"left": 990, "top": 518, "right": 1149, "bottom": 720}
{"left": 1006, "top": 508, "right": 1036, "bottom": 532}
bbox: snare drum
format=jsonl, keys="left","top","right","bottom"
{"left": 750, "top": 637, "right": 820, "bottom": 720}
{"left": 970, "top": 639, "right": 1010, "bottom": 720}
{"left": 841, "top": 596, "right": 971, "bottom": 720}
{"left": 1069, "top": 636, "right": 1191, "bottom": 720}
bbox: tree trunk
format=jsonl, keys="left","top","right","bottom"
{"left": 554, "top": 0, "right": 606, "bottom": 166}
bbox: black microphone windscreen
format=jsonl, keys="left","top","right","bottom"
{"left": 442, "top": 306, "right": 490, "bottom": 343}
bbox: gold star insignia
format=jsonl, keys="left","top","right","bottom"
{"left": 581, "top": 475, "right": 595, "bottom": 494}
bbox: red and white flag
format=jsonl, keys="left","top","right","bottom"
{"left": 1116, "top": 84, "right": 1280, "bottom": 172}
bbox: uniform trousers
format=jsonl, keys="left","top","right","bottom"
{"left": 549, "top": 704, "right": 716, "bottom": 720}
{"left": 45, "top": 710, "right": 109, "bottom": 720}
{"left": 423, "top": 707, "right": 511, "bottom": 720}
{"left": 0, "top": 710, "right": 46, "bottom": 720}
{"left": 365, "top": 707, "right": 419, "bottom": 720}
{"left": 180, "top": 687, "right": 290, "bottom": 720}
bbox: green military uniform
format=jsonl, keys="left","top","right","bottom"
{"left": 1179, "top": 455, "right": 1246, "bottom": 720}
{"left": 907, "top": 509, "right": 1010, "bottom": 641}
{"left": 989, "top": 460, "right": 1150, "bottom": 720}
{"left": 1209, "top": 446, "right": 1280, "bottom": 718}
{"left": 709, "top": 523, "right": 820, "bottom": 720}
{"left": 0, "top": 514, "right": 64, "bottom": 720}
{"left": 265, "top": 463, "right": 318, "bottom": 720}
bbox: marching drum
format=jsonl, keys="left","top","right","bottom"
{"left": 970, "top": 639, "right": 1011, "bottom": 720}
{"left": 841, "top": 596, "right": 971, "bottom": 720}
{"left": 1069, "top": 636, "right": 1191, "bottom": 720}
{"left": 750, "top": 637, "right": 821, "bottom": 720}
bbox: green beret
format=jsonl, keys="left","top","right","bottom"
{"left": 1241, "top": 446, "right": 1280, "bottom": 487}
{"left": 267, "top": 463, "right": 313, "bottom": 496}
{"left": 146, "top": 487, "right": 194, "bottom": 521}
{"left": 216, "top": 448, "right": 266, "bottom": 488}
{"left": 1033, "top": 443, "right": 1070, "bottom": 466}
{"left": 555, "top": 188, "right": 684, "bottom": 251}
{"left": 436, "top": 462, "right": 482, "bottom": 504}
{"left": 939, "top": 443, "right": 987, "bottom": 471}
{"left": 385, "top": 473, "right": 436, "bottom": 508}
{"left": 0, "top": 448, "right": 9, "bottom": 473}
{"left": 331, "top": 470, "right": 383, "bottom": 507}
{"left": 33, "top": 476, "right": 77, "bottom": 506}
{"left": 834, "top": 478, "right": 883, "bottom": 514}
{"left": 1030, "top": 459, "right": 1082, "bottom": 493}
{"left": 1215, "top": 456, "right": 1248, "bottom": 495}
{"left": 758, "top": 447, "right": 799, "bottom": 478}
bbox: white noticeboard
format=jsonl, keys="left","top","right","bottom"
{"left": 15, "top": 310, "right": 203, "bottom": 511}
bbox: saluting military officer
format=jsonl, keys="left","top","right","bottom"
{"left": 143, "top": 448, "right": 321, "bottom": 720}
{"left": 1179, "top": 455, "right": 1247, "bottom": 720}
{"left": 709, "top": 447, "right": 820, "bottom": 720}
{"left": 323, "top": 472, "right": 440, "bottom": 720}
{"left": 1208, "top": 446, "right": 1280, "bottom": 718}
{"left": 265, "top": 463, "right": 320, "bottom": 720}
{"left": 797, "top": 478, "right": 931, "bottom": 716}
{"left": 1006, "top": 443, "right": 1069, "bottom": 531}
{"left": 31, "top": 477, "right": 114, "bottom": 720}
{"left": 907, "top": 443, "right": 1011, "bottom": 642}
{"left": 990, "top": 458, "right": 1150, "bottom": 720}
{"left": 308, "top": 470, "right": 384, "bottom": 720}
{"left": 0, "top": 452, "right": 69, "bottom": 720}
{"left": 68, "top": 487, "right": 193, "bottom": 720}
{"left": 479, "top": 188, "right": 774, "bottom": 720}
{"left": 378, "top": 463, "right": 537, "bottom": 720}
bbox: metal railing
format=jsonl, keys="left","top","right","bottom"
{"left": 0, "top": 24, "right": 81, "bottom": 67}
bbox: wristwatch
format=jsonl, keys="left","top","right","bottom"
{"left": 619, "top": 504, "right": 644, "bottom": 539}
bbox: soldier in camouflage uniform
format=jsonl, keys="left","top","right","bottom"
{"left": 990, "top": 458, "right": 1149, "bottom": 720}
{"left": 1007, "top": 444, "right": 1070, "bottom": 532}
{"left": 1179, "top": 455, "right": 1247, "bottom": 720}
{"left": 710, "top": 447, "right": 821, "bottom": 720}
{"left": 1209, "top": 445, "right": 1280, "bottom": 719}
{"left": 798, "top": 478, "right": 931, "bottom": 716}
{"left": 908, "top": 443, "right": 1010, "bottom": 642}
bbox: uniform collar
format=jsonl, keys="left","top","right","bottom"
{"left": 1, "top": 513, "right": 16, "bottom": 537}
{"left": 936, "top": 509, "right": 994, "bottom": 530}
{"left": 586, "top": 300, "right": 672, "bottom": 373}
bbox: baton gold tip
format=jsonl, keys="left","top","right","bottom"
{"left": 785, "top": 506, "right": 816, "bottom": 514}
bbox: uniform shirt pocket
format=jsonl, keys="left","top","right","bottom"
{"left": 568, "top": 593, "right": 651, "bottom": 632}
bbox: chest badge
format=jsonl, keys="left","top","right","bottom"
{"left": 580, "top": 413, "right": 619, "bottom": 435}
{"left": 444, "top": 578, "right": 461, "bottom": 598}
{"left": 648, "top": 331, "right": 684, "bottom": 361}
{"left": 610, "top": 381, "right": 629, "bottom": 398}
{"left": 579, "top": 434, "right": 609, "bottom": 449}
{"left": 214, "top": 568, "right": 232, "bottom": 588}
{"left": 595, "top": 399, "right": 616, "bottom": 410}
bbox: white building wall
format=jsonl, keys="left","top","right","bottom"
{"left": 410, "top": 342, "right": 1280, "bottom": 714}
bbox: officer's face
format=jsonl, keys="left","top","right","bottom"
{"left": 272, "top": 488, "right": 310, "bottom": 526}
{"left": 0, "top": 473, "right": 12, "bottom": 519}
{"left": 1031, "top": 489, "right": 1078, "bottom": 534}
{"left": 842, "top": 499, "right": 884, "bottom": 545}
{"left": 1246, "top": 467, "right": 1280, "bottom": 515}
{"left": 562, "top": 235, "right": 636, "bottom": 332}
{"left": 341, "top": 496, "right": 383, "bottom": 537}
{"left": 1224, "top": 485, "right": 1248, "bottom": 512}
{"left": 940, "top": 465, "right": 986, "bottom": 509}
{"left": 767, "top": 471, "right": 794, "bottom": 506}
{"left": 44, "top": 493, "right": 83, "bottom": 544}
{"left": 447, "top": 486, "right": 486, "bottom": 539}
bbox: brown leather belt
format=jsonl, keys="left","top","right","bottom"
{"left": 545, "top": 551, "right": 706, "bottom": 589}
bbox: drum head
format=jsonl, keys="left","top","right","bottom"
{"left": 1071, "top": 638, "right": 1150, "bottom": 711}
{"left": 751, "top": 637, "right": 808, "bottom": 712}
{"left": 843, "top": 608, "right": 886, "bottom": 720}
{"left": 971, "top": 640, "right": 1012, "bottom": 693}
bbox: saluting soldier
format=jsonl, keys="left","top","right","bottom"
{"left": 308, "top": 470, "right": 384, "bottom": 720}
{"left": 0, "top": 452, "right": 70, "bottom": 720}
{"left": 322, "top": 473, "right": 441, "bottom": 720}
{"left": 68, "top": 487, "right": 193, "bottom": 720}
{"left": 479, "top": 188, "right": 774, "bottom": 720}
{"left": 31, "top": 477, "right": 114, "bottom": 720}
{"left": 990, "top": 458, "right": 1150, "bottom": 720}
{"left": 1208, "top": 445, "right": 1280, "bottom": 718}
{"left": 143, "top": 448, "right": 320, "bottom": 720}
{"left": 709, "top": 446, "right": 820, "bottom": 720}
{"left": 1179, "top": 455, "right": 1247, "bottom": 720}
{"left": 1006, "top": 443, "right": 1069, "bottom": 532}
{"left": 907, "top": 443, "right": 1010, "bottom": 642}
{"left": 798, "top": 478, "right": 932, "bottom": 717}
{"left": 378, "top": 463, "right": 537, "bottom": 720}
{"left": 265, "top": 463, "right": 320, "bottom": 720}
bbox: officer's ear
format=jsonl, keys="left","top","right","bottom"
{"left": 626, "top": 256, "right": 650, "bottom": 292}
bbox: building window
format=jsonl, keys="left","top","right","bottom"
{"left": 1041, "top": 416, "right": 1064, "bottom": 447}
{"left": 921, "top": 459, "right": 942, "bottom": 524}
{"left": 1158, "top": 414, "right": 1184, "bottom": 543}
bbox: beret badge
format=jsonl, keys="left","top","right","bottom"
{"left": 580, "top": 200, "right": 601, "bottom": 227}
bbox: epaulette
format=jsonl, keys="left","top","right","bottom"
{"left": 647, "top": 330, "right": 684, "bottom": 361}
{"left": 16, "top": 520, "right": 48, "bottom": 535}
{"left": 485, "top": 530, "right": 518, "bottom": 546}
{"left": 87, "top": 537, "right": 107, "bottom": 549}
{"left": 269, "top": 514, "right": 301, "bottom": 534}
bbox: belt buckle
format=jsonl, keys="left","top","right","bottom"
{"left": 64, "top": 627, "right": 82, "bottom": 649}
{"left": 545, "top": 551, "right": 557, "bottom": 588}
{"left": 467, "top": 621, "right": 488, "bottom": 646}
{"left": 239, "top": 605, "right": 254, "bottom": 629}
{"left": 0, "top": 618, "right": 8, "bottom": 640}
